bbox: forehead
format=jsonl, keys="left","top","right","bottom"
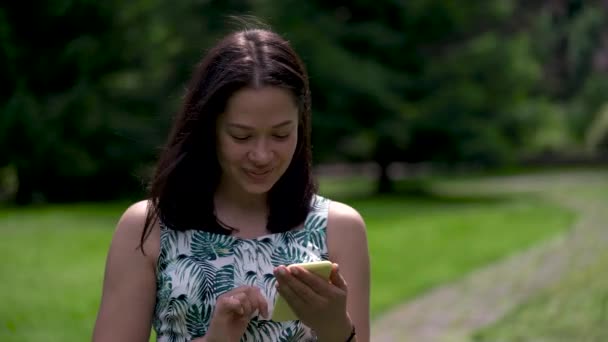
{"left": 221, "top": 86, "right": 298, "bottom": 126}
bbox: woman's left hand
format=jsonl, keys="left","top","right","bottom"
{"left": 274, "top": 263, "right": 354, "bottom": 341}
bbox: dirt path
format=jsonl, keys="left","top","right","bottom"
{"left": 370, "top": 171, "right": 607, "bottom": 342}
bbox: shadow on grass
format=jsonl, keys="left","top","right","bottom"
{"left": 323, "top": 177, "right": 523, "bottom": 206}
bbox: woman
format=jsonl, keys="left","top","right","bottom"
{"left": 92, "top": 27, "right": 370, "bottom": 342}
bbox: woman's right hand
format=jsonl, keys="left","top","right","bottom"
{"left": 198, "top": 286, "right": 269, "bottom": 342}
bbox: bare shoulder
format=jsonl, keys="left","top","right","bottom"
{"left": 326, "top": 200, "right": 368, "bottom": 260}
{"left": 111, "top": 200, "right": 159, "bottom": 264}
{"left": 113, "top": 200, "right": 149, "bottom": 241}
{"left": 327, "top": 200, "right": 367, "bottom": 235}
{"left": 117, "top": 200, "right": 149, "bottom": 230}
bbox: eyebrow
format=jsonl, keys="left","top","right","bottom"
{"left": 226, "top": 120, "right": 295, "bottom": 130}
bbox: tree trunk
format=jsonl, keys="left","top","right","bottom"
{"left": 376, "top": 160, "right": 393, "bottom": 194}
{"left": 15, "top": 166, "right": 34, "bottom": 205}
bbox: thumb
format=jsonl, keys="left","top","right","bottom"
{"left": 330, "top": 263, "right": 348, "bottom": 291}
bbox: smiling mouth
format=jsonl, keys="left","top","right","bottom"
{"left": 246, "top": 168, "right": 273, "bottom": 176}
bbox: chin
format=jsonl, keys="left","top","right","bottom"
{"left": 237, "top": 168, "right": 284, "bottom": 195}
{"left": 238, "top": 176, "right": 277, "bottom": 194}
{"left": 241, "top": 183, "right": 274, "bottom": 195}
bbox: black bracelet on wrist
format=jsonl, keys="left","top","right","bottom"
{"left": 345, "top": 325, "right": 356, "bottom": 342}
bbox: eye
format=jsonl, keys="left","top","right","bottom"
{"left": 231, "top": 135, "right": 251, "bottom": 141}
{"left": 273, "top": 134, "right": 291, "bottom": 140}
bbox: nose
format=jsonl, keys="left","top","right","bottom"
{"left": 248, "top": 138, "right": 273, "bottom": 165}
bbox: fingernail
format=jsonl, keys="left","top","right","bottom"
{"left": 291, "top": 267, "right": 299, "bottom": 275}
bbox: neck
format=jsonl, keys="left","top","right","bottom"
{"left": 213, "top": 180, "right": 269, "bottom": 237}
{"left": 214, "top": 177, "right": 268, "bottom": 216}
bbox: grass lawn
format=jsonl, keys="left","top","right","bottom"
{"left": 0, "top": 174, "right": 576, "bottom": 341}
{"left": 471, "top": 175, "right": 608, "bottom": 342}
{"left": 357, "top": 195, "right": 574, "bottom": 317}
{"left": 0, "top": 203, "right": 126, "bottom": 341}
{"left": 318, "top": 176, "right": 576, "bottom": 317}
{"left": 473, "top": 249, "right": 608, "bottom": 342}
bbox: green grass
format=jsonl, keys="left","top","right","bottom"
{"left": 350, "top": 194, "right": 574, "bottom": 317}
{"left": 0, "top": 203, "right": 128, "bottom": 341}
{"left": 0, "top": 175, "right": 577, "bottom": 341}
{"left": 318, "top": 175, "right": 576, "bottom": 316}
{"left": 471, "top": 176, "right": 608, "bottom": 342}
{"left": 472, "top": 250, "right": 608, "bottom": 342}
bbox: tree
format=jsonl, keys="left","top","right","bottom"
{"left": 254, "top": 0, "right": 545, "bottom": 192}
{"left": 0, "top": 1, "right": 152, "bottom": 204}
{"left": 0, "top": 0, "right": 253, "bottom": 204}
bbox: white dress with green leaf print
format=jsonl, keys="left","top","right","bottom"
{"left": 153, "top": 195, "right": 331, "bottom": 342}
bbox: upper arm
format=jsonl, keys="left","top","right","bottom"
{"left": 92, "top": 200, "right": 160, "bottom": 342}
{"left": 326, "top": 201, "right": 371, "bottom": 342}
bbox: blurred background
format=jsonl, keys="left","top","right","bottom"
{"left": 1, "top": 1, "right": 607, "bottom": 341}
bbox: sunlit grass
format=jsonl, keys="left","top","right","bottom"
{"left": 335, "top": 192, "right": 575, "bottom": 317}
{"left": 472, "top": 176, "right": 608, "bottom": 342}
{"left": 0, "top": 205, "right": 119, "bottom": 342}
{"left": 473, "top": 249, "right": 608, "bottom": 342}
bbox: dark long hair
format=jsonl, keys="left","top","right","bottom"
{"left": 139, "top": 28, "right": 317, "bottom": 250}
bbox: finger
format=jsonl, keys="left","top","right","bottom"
{"left": 276, "top": 277, "right": 307, "bottom": 310}
{"left": 289, "top": 266, "right": 333, "bottom": 297}
{"left": 242, "top": 286, "right": 264, "bottom": 319}
{"left": 220, "top": 294, "right": 245, "bottom": 315}
{"left": 330, "top": 263, "right": 348, "bottom": 292}
{"left": 273, "top": 265, "right": 291, "bottom": 285}
{"left": 275, "top": 265, "right": 324, "bottom": 304}
{"left": 234, "top": 292, "right": 254, "bottom": 317}
{"left": 251, "top": 287, "right": 269, "bottom": 319}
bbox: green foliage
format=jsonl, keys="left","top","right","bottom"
{"left": 254, "top": 0, "right": 554, "bottom": 168}
{"left": 513, "top": 99, "right": 576, "bottom": 156}
{"left": 529, "top": 2, "right": 608, "bottom": 138}
{"left": 0, "top": 1, "right": 253, "bottom": 203}
{"left": 2, "top": 1, "right": 608, "bottom": 202}
{"left": 0, "top": 1, "right": 160, "bottom": 203}
{"left": 586, "top": 103, "right": 608, "bottom": 152}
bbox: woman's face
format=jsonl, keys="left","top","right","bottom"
{"left": 216, "top": 86, "right": 299, "bottom": 195}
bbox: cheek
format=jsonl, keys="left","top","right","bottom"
{"left": 217, "top": 139, "right": 245, "bottom": 164}
{"left": 280, "top": 137, "right": 298, "bottom": 160}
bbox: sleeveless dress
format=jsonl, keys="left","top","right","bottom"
{"left": 152, "top": 195, "right": 330, "bottom": 341}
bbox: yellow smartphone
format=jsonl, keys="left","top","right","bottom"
{"left": 271, "top": 260, "right": 333, "bottom": 322}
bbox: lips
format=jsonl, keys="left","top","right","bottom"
{"left": 243, "top": 168, "right": 274, "bottom": 183}
{"left": 246, "top": 168, "right": 273, "bottom": 176}
{"left": 245, "top": 168, "right": 272, "bottom": 176}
